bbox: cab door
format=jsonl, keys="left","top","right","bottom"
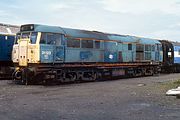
{"left": 18, "top": 39, "right": 29, "bottom": 66}
{"left": 54, "top": 34, "right": 64, "bottom": 63}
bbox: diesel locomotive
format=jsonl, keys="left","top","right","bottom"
{"left": 160, "top": 40, "right": 180, "bottom": 73}
{"left": 12, "top": 24, "right": 163, "bottom": 84}
{"left": 0, "top": 23, "right": 19, "bottom": 78}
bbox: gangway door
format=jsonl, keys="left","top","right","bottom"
{"left": 18, "top": 39, "right": 29, "bottom": 66}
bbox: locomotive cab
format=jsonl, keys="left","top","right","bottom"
{"left": 13, "top": 31, "right": 40, "bottom": 66}
{"left": 12, "top": 24, "right": 66, "bottom": 83}
{"left": 13, "top": 24, "right": 65, "bottom": 68}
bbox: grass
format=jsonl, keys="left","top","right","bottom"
{"left": 159, "top": 79, "right": 180, "bottom": 91}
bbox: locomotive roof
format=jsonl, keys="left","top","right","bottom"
{"left": 33, "top": 24, "right": 110, "bottom": 40}
{"left": 138, "top": 37, "right": 161, "bottom": 45}
{"left": 107, "top": 34, "right": 138, "bottom": 43}
{"left": 28, "top": 24, "right": 161, "bottom": 44}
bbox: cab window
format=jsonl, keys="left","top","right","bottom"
{"left": 40, "top": 33, "right": 61, "bottom": 45}
{"left": 40, "top": 33, "right": 46, "bottom": 44}
{"left": 47, "top": 33, "right": 55, "bottom": 44}
{"left": 16, "top": 32, "right": 37, "bottom": 44}
{"left": 22, "top": 33, "right": 30, "bottom": 39}
{"left": 15, "top": 33, "right": 20, "bottom": 44}
{"left": 30, "top": 32, "right": 37, "bottom": 44}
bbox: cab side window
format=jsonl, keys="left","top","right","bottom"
{"left": 30, "top": 32, "right": 37, "bottom": 44}
{"left": 40, "top": 33, "right": 61, "bottom": 45}
{"left": 15, "top": 33, "right": 20, "bottom": 44}
{"left": 47, "top": 33, "right": 55, "bottom": 44}
{"left": 40, "top": 33, "right": 46, "bottom": 44}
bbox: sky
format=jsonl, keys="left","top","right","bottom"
{"left": 0, "top": 0, "right": 180, "bottom": 41}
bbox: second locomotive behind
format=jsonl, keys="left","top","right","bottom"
{"left": 0, "top": 23, "right": 19, "bottom": 79}
{"left": 160, "top": 40, "right": 180, "bottom": 73}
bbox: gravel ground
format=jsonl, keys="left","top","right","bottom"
{"left": 0, "top": 74, "right": 180, "bottom": 120}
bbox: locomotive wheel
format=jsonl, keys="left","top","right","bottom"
{"left": 69, "top": 72, "right": 77, "bottom": 82}
{"left": 60, "top": 72, "right": 77, "bottom": 83}
{"left": 91, "top": 72, "right": 97, "bottom": 81}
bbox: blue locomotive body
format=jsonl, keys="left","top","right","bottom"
{"left": 0, "top": 34, "right": 15, "bottom": 62}
{"left": 171, "top": 42, "right": 180, "bottom": 72}
{"left": 0, "top": 23, "right": 19, "bottom": 78}
{"left": 172, "top": 43, "right": 180, "bottom": 64}
{"left": 12, "top": 24, "right": 163, "bottom": 84}
{"left": 0, "top": 34, "right": 15, "bottom": 78}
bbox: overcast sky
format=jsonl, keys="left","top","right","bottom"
{"left": 1, "top": 0, "right": 180, "bottom": 41}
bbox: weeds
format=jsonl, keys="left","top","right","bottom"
{"left": 160, "top": 79, "right": 180, "bottom": 91}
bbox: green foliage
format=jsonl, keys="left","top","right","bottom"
{"left": 159, "top": 79, "right": 180, "bottom": 91}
